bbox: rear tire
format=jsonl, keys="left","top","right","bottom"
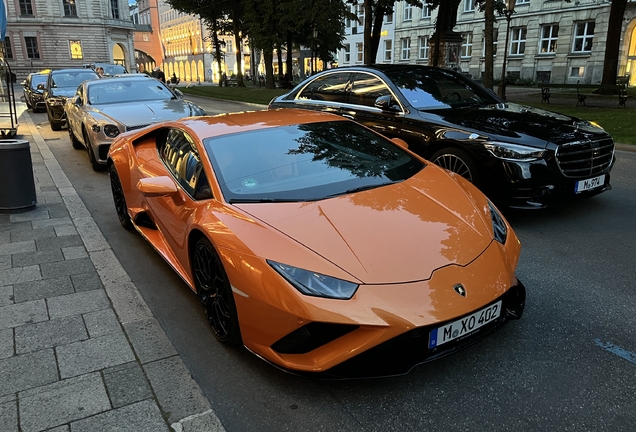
{"left": 430, "top": 147, "right": 481, "bottom": 186}
{"left": 192, "top": 237, "right": 242, "bottom": 345}
{"left": 108, "top": 164, "right": 134, "bottom": 230}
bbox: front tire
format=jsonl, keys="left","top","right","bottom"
{"left": 192, "top": 237, "right": 242, "bottom": 345}
{"left": 47, "top": 108, "right": 62, "bottom": 131}
{"left": 68, "top": 125, "right": 83, "bottom": 150}
{"left": 108, "top": 164, "right": 133, "bottom": 230}
{"left": 430, "top": 147, "right": 481, "bottom": 186}
{"left": 83, "top": 128, "right": 104, "bottom": 171}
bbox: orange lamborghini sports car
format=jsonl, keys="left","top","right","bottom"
{"left": 108, "top": 109, "right": 526, "bottom": 378}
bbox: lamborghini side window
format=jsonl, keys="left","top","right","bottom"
{"left": 160, "top": 129, "right": 210, "bottom": 200}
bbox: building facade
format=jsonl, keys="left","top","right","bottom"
{"left": 3, "top": 0, "right": 135, "bottom": 81}
{"left": 340, "top": 0, "right": 636, "bottom": 86}
{"left": 132, "top": 0, "right": 166, "bottom": 74}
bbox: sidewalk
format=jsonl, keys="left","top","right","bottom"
{"left": 0, "top": 112, "right": 225, "bottom": 431}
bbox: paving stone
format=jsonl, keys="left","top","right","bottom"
{"left": 102, "top": 362, "right": 153, "bottom": 408}
{"left": 0, "top": 265, "right": 42, "bottom": 287}
{"left": 42, "top": 194, "right": 64, "bottom": 204}
{"left": 0, "top": 285, "right": 13, "bottom": 306}
{"left": 10, "top": 227, "right": 57, "bottom": 242}
{"left": 37, "top": 186, "right": 59, "bottom": 192}
{"left": 9, "top": 209, "right": 49, "bottom": 223}
{"left": 47, "top": 289, "right": 110, "bottom": 319}
{"left": 0, "top": 240, "right": 36, "bottom": 257}
{"left": 0, "top": 328, "right": 14, "bottom": 359}
{"left": 0, "top": 349, "right": 58, "bottom": 396}
{"left": 0, "top": 394, "right": 18, "bottom": 432}
{"left": 31, "top": 217, "right": 72, "bottom": 229}
{"left": 18, "top": 372, "right": 110, "bottom": 432}
{"left": 13, "top": 276, "right": 73, "bottom": 303}
{"left": 47, "top": 204, "right": 70, "bottom": 219}
{"left": 12, "top": 249, "right": 64, "bottom": 267}
{"left": 45, "top": 426, "right": 69, "bottom": 432}
{"left": 83, "top": 308, "right": 121, "bottom": 337}
{"left": 71, "top": 272, "right": 103, "bottom": 292}
{"left": 0, "top": 231, "right": 9, "bottom": 244}
{"left": 177, "top": 410, "right": 226, "bottom": 432}
{"left": 15, "top": 316, "right": 88, "bottom": 354}
{"left": 61, "top": 246, "right": 87, "bottom": 260}
{"left": 56, "top": 331, "right": 136, "bottom": 378}
{"left": 36, "top": 235, "right": 83, "bottom": 251}
{"left": 144, "top": 356, "right": 212, "bottom": 424}
{"left": 70, "top": 399, "right": 169, "bottom": 432}
{"left": 40, "top": 258, "right": 94, "bottom": 279}
{"left": 124, "top": 318, "right": 177, "bottom": 364}
{"left": 0, "top": 300, "right": 48, "bottom": 330}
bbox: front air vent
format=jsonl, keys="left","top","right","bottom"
{"left": 126, "top": 124, "right": 151, "bottom": 132}
{"left": 272, "top": 322, "right": 358, "bottom": 354}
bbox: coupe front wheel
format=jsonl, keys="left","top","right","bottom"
{"left": 192, "top": 237, "right": 242, "bottom": 345}
{"left": 108, "top": 164, "right": 133, "bottom": 230}
{"left": 68, "top": 125, "right": 83, "bottom": 150}
{"left": 47, "top": 109, "right": 62, "bottom": 131}
{"left": 430, "top": 147, "right": 480, "bottom": 186}
{"left": 83, "top": 129, "right": 104, "bottom": 171}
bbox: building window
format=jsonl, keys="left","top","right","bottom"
{"left": 358, "top": 4, "right": 364, "bottom": 26}
{"left": 385, "top": 12, "right": 393, "bottom": 24}
{"left": 63, "top": 0, "right": 77, "bottom": 16}
{"left": 404, "top": 4, "right": 412, "bottom": 21}
{"left": 570, "top": 67, "right": 585, "bottom": 77}
{"left": 536, "top": 71, "right": 551, "bottom": 82}
{"left": 482, "top": 29, "right": 498, "bottom": 56}
{"left": 19, "top": 0, "right": 34, "bottom": 16}
{"left": 516, "top": 0, "right": 530, "bottom": 4}
{"left": 356, "top": 42, "right": 363, "bottom": 62}
{"left": 344, "top": 44, "right": 351, "bottom": 63}
{"left": 25, "top": 37, "right": 40, "bottom": 59}
{"left": 421, "top": 5, "right": 431, "bottom": 18}
{"left": 463, "top": 0, "right": 475, "bottom": 12}
{"left": 418, "top": 36, "right": 429, "bottom": 60}
{"left": 70, "top": 40, "right": 83, "bottom": 59}
{"left": 510, "top": 27, "right": 527, "bottom": 55}
{"left": 572, "top": 21, "right": 594, "bottom": 53}
{"left": 110, "top": 0, "right": 120, "bottom": 19}
{"left": 3, "top": 37, "right": 12, "bottom": 59}
{"left": 401, "top": 38, "right": 411, "bottom": 60}
{"left": 461, "top": 33, "right": 473, "bottom": 58}
{"left": 384, "top": 40, "right": 392, "bottom": 62}
{"left": 539, "top": 25, "right": 558, "bottom": 54}
{"left": 226, "top": 40, "right": 233, "bottom": 53}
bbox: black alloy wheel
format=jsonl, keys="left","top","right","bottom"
{"left": 108, "top": 164, "right": 133, "bottom": 230}
{"left": 431, "top": 147, "right": 480, "bottom": 186}
{"left": 83, "top": 128, "right": 104, "bottom": 171}
{"left": 192, "top": 237, "right": 242, "bottom": 345}
{"left": 47, "top": 108, "right": 62, "bottom": 131}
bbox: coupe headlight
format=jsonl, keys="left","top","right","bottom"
{"left": 268, "top": 261, "right": 359, "bottom": 300}
{"left": 488, "top": 200, "right": 507, "bottom": 244}
{"left": 103, "top": 124, "right": 120, "bottom": 138}
{"left": 483, "top": 142, "right": 545, "bottom": 162}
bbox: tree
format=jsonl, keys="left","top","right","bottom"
{"left": 601, "top": 0, "right": 628, "bottom": 88}
{"left": 346, "top": 0, "right": 422, "bottom": 65}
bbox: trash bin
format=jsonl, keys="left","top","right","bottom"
{"left": 0, "top": 139, "right": 37, "bottom": 213}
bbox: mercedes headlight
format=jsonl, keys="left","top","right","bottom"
{"left": 483, "top": 142, "right": 545, "bottom": 162}
{"left": 488, "top": 200, "right": 507, "bottom": 244}
{"left": 103, "top": 124, "right": 120, "bottom": 138}
{"left": 268, "top": 261, "right": 359, "bottom": 300}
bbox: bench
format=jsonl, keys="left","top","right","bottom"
{"left": 540, "top": 80, "right": 628, "bottom": 107}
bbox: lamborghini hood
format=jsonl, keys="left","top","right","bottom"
{"left": 235, "top": 168, "right": 493, "bottom": 284}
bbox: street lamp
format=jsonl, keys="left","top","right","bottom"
{"left": 497, "top": 0, "right": 516, "bottom": 100}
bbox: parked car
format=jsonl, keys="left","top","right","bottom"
{"left": 66, "top": 74, "right": 206, "bottom": 171}
{"left": 269, "top": 65, "right": 616, "bottom": 209}
{"left": 83, "top": 62, "right": 128, "bottom": 76}
{"left": 42, "top": 68, "right": 100, "bottom": 131}
{"left": 21, "top": 71, "right": 48, "bottom": 112}
{"left": 107, "top": 109, "right": 526, "bottom": 377}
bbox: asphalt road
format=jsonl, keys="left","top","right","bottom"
{"left": 28, "top": 96, "right": 636, "bottom": 432}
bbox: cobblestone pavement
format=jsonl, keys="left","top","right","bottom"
{"left": 0, "top": 113, "right": 225, "bottom": 432}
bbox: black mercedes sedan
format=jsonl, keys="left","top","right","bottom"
{"left": 41, "top": 68, "right": 100, "bottom": 131}
{"left": 269, "top": 65, "right": 615, "bottom": 209}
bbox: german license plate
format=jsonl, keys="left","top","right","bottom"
{"left": 428, "top": 301, "right": 502, "bottom": 349}
{"left": 574, "top": 174, "right": 605, "bottom": 193}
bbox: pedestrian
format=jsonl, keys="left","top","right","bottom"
{"left": 152, "top": 66, "right": 166, "bottom": 83}
{"left": 95, "top": 67, "right": 105, "bottom": 78}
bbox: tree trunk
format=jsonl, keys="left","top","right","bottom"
{"left": 211, "top": 20, "right": 224, "bottom": 87}
{"left": 286, "top": 30, "right": 293, "bottom": 84}
{"left": 483, "top": 0, "right": 494, "bottom": 89}
{"left": 600, "top": 0, "right": 628, "bottom": 89}
{"left": 366, "top": 3, "right": 385, "bottom": 65}
{"left": 363, "top": 0, "right": 373, "bottom": 64}
{"left": 264, "top": 51, "right": 275, "bottom": 89}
